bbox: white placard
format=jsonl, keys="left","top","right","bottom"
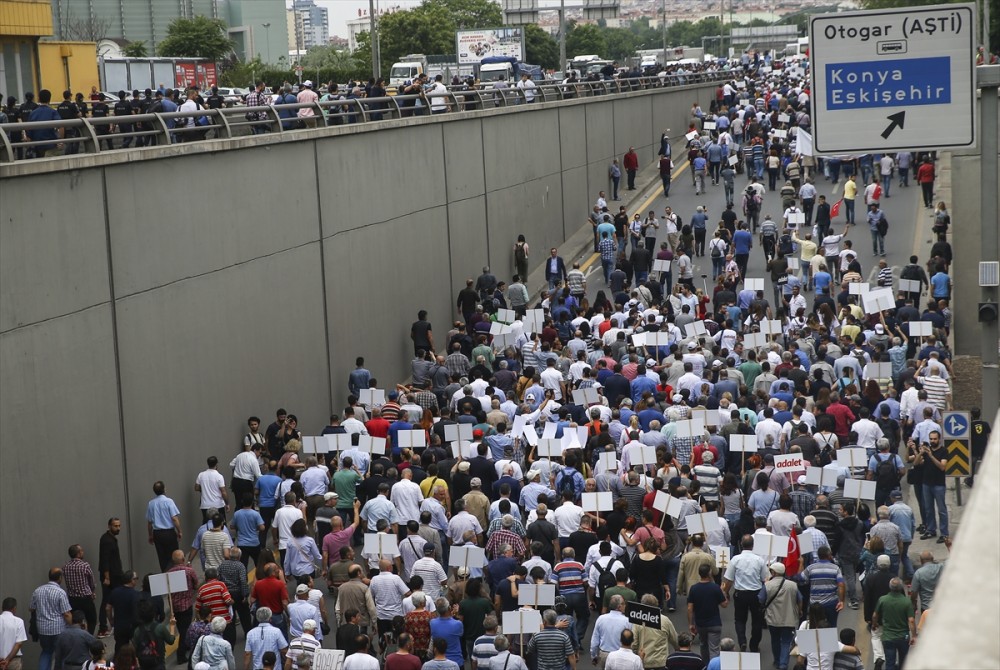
{"left": 334, "top": 433, "right": 355, "bottom": 450}
{"left": 863, "top": 287, "right": 894, "bottom": 314}
{"left": 690, "top": 409, "right": 710, "bottom": 424}
{"left": 720, "top": 651, "right": 762, "bottom": 670}
{"left": 512, "top": 415, "right": 528, "bottom": 438}
{"left": 686, "top": 130, "right": 699, "bottom": 141}
{"left": 736, "top": 81, "right": 746, "bottom": 89}
{"left": 541, "top": 423, "right": 558, "bottom": 439}
{"left": 523, "top": 309, "right": 545, "bottom": 333}
{"left": 848, "top": 282, "right": 870, "bottom": 296}
{"left": 396, "top": 430, "right": 426, "bottom": 449}
{"left": 760, "top": 319, "right": 783, "bottom": 336}
{"left": 451, "top": 441, "right": 475, "bottom": 458}
{"left": 444, "top": 423, "right": 474, "bottom": 443}
{"left": 359, "top": 388, "right": 385, "bottom": 406}
{"left": 631, "top": 332, "right": 647, "bottom": 347}
{"left": 805, "top": 464, "right": 842, "bottom": 487}
{"left": 795, "top": 628, "right": 840, "bottom": 655}
{"left": 674, "top": 418, "right": 705, "bottom": 439}
{"left": 865, "top": 363, "right": 893, "bottom": 379}
{"left": 728, "top": 155, "right": 740, "bottom": 166}
{"left": 753, "top": 533, "right": 789, "bottom": 558}
{"left": 898, "top": 279, "right": 922, "bottom": 294}
{"left": 449, "top": 545, "right": 487, "bottom": 569}
{"left": 502, "top": 609, "right": 542, "bottom": 634}
{"left": 908, "top": 321, "right": 933, "bottom": 337}
{"left": 788, "top": 211, "right": 805, "bottom": 225}
{"left": 362, "top": 533, "right": 400, "bottom": 557}
{"left": 597, "top": 451, "right": 618, "bottom": 472}
{"left": 711, "top": 546, "right": 732, "bottom": 570}
{"left": 560, "top": 429, "right": 583, "bottom": 452}
{"left": 632, "top": 445, "right": 658, "bottom": 468}
{"left": 573, "top": 388, "right": 600, "bottom": 405}
{"left": 536, "top": 438, "right": 562, "bottom": 458}
{"left": 496, "top": 308, "right": 516, "bottom": 323}
{"left": 729, "top": 434, "right": 757, "bottom": 452}
{"left": 581, "top": 491, "right": 614, "bottom": 512}
{"left": 369, "top": 436, "right": 387, "bottom": 455}
{"left": 301, "top": 436, "right": 322, "bottom": 454}
{"left": 490, "top": 321, "right": 512, "bottom": 336}
{"left": 743, "top": 332, "right": 769, "bottom": 349}
{"left": 796, "top": 532, "right": 815, "bottom": 555}
{"left": 313, "top": 649, "right": 345, "bottom": 670}
{"left": 494, "top": 332, "right": 518, "bottom": 349}
{"left": 773, "top": 453, "right": 807, "bottom": 474}
{"left": 685, "top": 511, "right": 722, "bottom": 535}
{"left": 772, "top": 129, "right": 788, "bottom": 139}
{"left": 652, "top": 259, "right": 671, "bottom": 273}
{"left": 517, "top": 583, "right": 557, "bottom": 607}
{"left": 653, "top": 490, "right": 685, "bottom": 519}
{"left": 148, "top": 571, "right": 189, "bottom": 597}
{"left": 843, "top": 478, "right": 877, "bottom": 501}
{"left": 684, "top": 320, "right": 708, "bottom": 337}
{"left": 521, "top": 426, "right": 539, "bottom": 447}
{"left": 739, "top": 99, "right": 750, "bottom": 106}
{"left": 744, "top": 278, "right": 765, "bottom": 292}
{"left": 786, "top": 257, "right": 801, "bottom": 270}
{"left": 778, "top": 113, "right": 790, "bottom": 124}
{"left": 703, "top": 121, "right": 717, "bottom": 130}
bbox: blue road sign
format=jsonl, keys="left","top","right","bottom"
{"left": 943, "top": 411, "right": 969, "bottom": 439}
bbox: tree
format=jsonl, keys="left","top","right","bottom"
{"left": 524, "top": 24, "right": 559, "bottom": 70}
{"left": 158, "top": 16, "right": 235, "bottom": 61}
{"left": 603, "top": 27, "right": 637, "bottom": 62}
{"left": 123, "top": 41, "right": 149, "bottom": 58}
{"left": 566, "top": 24, "right": 607, "bottom": 59}
{"left": 63, "top": 12, "right": 111, "bottom": 42}
{"left": 376, "top": 4, "right": 455, "bottom": 74}
{"left": 426, "top": 0, "right": 502, "bottom": 29}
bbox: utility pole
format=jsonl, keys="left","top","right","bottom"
{"left": 369, "top": 0, "right": 380, "bottom": 79}
{"left": 661, "top": 0, "right": 667, "bottom": 66}
{"left": 559, "top": 0, "right": 566, "bottom": 73}
{"left": 262, "top": 22, "right": 271, "bottom": 64}
{"left": 979, "top": 65, "right": 1000, "bottom": 420}
{"left": 984, "top": 0, "right": 991, "bottom": 56}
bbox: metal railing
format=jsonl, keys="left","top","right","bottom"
{"left": 0, "top": 71, "right": 731, "bottom": 163}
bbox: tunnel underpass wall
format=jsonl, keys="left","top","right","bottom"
{"left": 0, "top": 80, "right": 714, "bottom": 606}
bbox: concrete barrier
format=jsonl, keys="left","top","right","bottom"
{"left": 0, "top": 78, "right": 719, "bottom": 604}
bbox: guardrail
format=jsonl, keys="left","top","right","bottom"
{"left": 0, "top": 71, "right": 731, "bottom": 163}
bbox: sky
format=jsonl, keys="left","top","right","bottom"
{"left": 307, "top": 0, "right": 423, "bottom": 39}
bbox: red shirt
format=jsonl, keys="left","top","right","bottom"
{"left": 623, "top": 151, "right": 639, "bottom": 170}
{"left": 385, "top": 653, "right": 422, "bottom": 670}
{"left": 642, "top": 491, "right": 663, "bottom": 525}
{"left": 917, "top": 163, "right": 935, "bottom": 184}
{"left": 825, "top": 402, "right": 857, "bottom": 436}
{"left": 366, "top": 418, "right": 390, "bottom": 438}
{"left": 251, "top": 576, "right": 288, "bottom": 614}
{"left": 196, "top": 580, "right": 233, "bottom": 622}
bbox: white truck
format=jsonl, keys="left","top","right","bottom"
{"left": 389, "top": 54, "right": 429, "bottom": 88}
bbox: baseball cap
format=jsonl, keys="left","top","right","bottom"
{"left": 456, "top": 567, "right": 470, "bottom": 578}
{"left": 877, "top": 555, "right": 891, "bottom": 568}
{"left": 458, "top": 461, "right": 471, "bottom": 472}
{"left": 712, "top": 360, "right": 724, "bottom": 368}
{"left": 423, "top": 544, "right": 436, "bottom": 554}
{"left": 797, "top": 475, "right": 808, "bottom": 485}
{"left": 687, "top": 341, "right": 698, "bottom": 350}
{"left": 303, "top": 80, "right": 313, "bottom": 87}
{"left": 526, "top": 393, "right": 536, "bottom": 401}
{"left": 770, "top": 562, "right": 786, "bottom": 575}
{"left": 323, "top": 492, "right": 338, "bottom": 501}
{"left": 646, "top": 358, "right": 656, "bottom": 366}
{"left": 473, "top": 428, "right": 484, "bottom": 438}
{"left": 671, "top": 394, "right": 683, "bottom": 403}
{"left": 388, "top": 391, "right": 399, "bottom": 400}
{"left": 890, "top": 490, "right": 902, "bottom": 499}
{"left": 295, "top": 584, "right": 310, "bottom": 594}
{"left": 471, "top": 477, "right": 482, "bottom": 488}
{"left": 302, "top": 619, "right": 317, "bottom": 631}
{"left": 875, "top": 324, "right": 885, "bottom": 333}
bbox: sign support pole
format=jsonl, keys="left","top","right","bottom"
{"left": 980, "top": 65, "right": 999, "bottom": 421}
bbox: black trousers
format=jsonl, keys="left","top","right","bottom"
{"left": 733, "top": 589, "right": 764, "bottom": 652}
{"left": 152, "top": 529, "right": 179, "bottom": 572}
{"left": 69, "top": 595, "right": 97, "bottom": 634}
{"left": 232, "top": 478, "right": 254, "bottom": 506}
{"left": 99, "top": 581, "right": 114, "bottom": 631}
{"left": 259, "top": 507, "right": 276, "bottom": 548}
{"left": 175, "top": 607, "right": 194, "bottom": 661}
{"left": 627, "top": 169, "right": 637, "bottom": 189}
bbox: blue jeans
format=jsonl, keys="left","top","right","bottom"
{"left": 602, "top": 258, "right": 614, "bottom": 284}
{"left": 664, "top": 554, "right": 680, "bottom": 609}
{"left": 712, "top": 256, "right": 725, "bottom": 278}
{"left": 635, "top": 269, "right": 649, "bottom": 283}
{"left": 39, "top": 634, "right": 59, "bottom": 670}
{"left": 563, "top": 591, "right": 590, "bottom": 648}
{"left": 754, "top": 157, "right": 764, "bottom": 178}
{"left": 881, "top": 174, "right": 892, "bottom": 197}
{"left": 884, "top": 636, "right": 910, "bottom": 670}
{"left": 821, "top": 600, "right": 839, "bottom": 627}
{"left": 659, "top": 270, "right": 672, "bottom": 295}
{"left": 612, "top": 176, "right": 620, "bottom": 200}
{"left": 871, "top": 229, "right": 885, "bottom": 255}
{"left": 899, "top": 167, "right": 909, "bottom": 186}
{"left": 899, "top": 541, "right": 914, "bottom": 579}
{"left": 769, "top": 626, "right": 795, "bottom": 670}
{"left": 922, "top": 484, "right": 949, "bottom": 536}
{"left": 845, "top": 198, "right": 855, "bottom": 224}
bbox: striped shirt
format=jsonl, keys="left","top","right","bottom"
{"left": 369, "top": 572, "right": 410, "bottom": 618}
{"left": 799, "top": 559, "right": 844, "bottom": 605}
{"left": 527, "top": 627, "right": 575, "bottom": 670}
{"left": 553, "top": 560, "right": 586, "bottom": 594}
{"left": 692, "top": 465, "right": 721, "bottom": 501}
{"left": 619, "top": 485, "right": 646, "bottom": 519}
{"left": 286, "top": 634, "right": 321, "bottom": 669}
{"left": 411, "top": 558, "right": 448, "bottom": 600}
{"left": 472, "top": 634, "right": 500, "bottom": 667}
{"left": 195, "top": 580, "right": 233, "bottom": 622}
{"left": 921, "top": 375, "right": 950, "bottom": 409}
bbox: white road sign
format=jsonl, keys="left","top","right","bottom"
{"left": 809, "top": 3, "right": 976, "bottom": 153}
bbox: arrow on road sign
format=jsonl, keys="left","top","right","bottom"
{"left": 880, "top": 111, "right": 906, "bottom": 139}
{"left": 945, "top": 439, "right": 970, "bottom": 476}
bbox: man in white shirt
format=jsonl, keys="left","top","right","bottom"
{"left": 540, "top": 360, "right": 565, "bottom": 401}
{"left": 0, "top": 598, "right": 27, "bottom": 669}
{"left": 341, "top": 408, "right": 368, "bottom": 435}
{"left": 517, "top": 73, "right": 536, "bottom": 102}
{"left": 755, "top": 408, "right": 783, "bottom": 450}
{"left": 195, "top": 457, "right": 229, "bottom": 523}
{"left": 551, "top": 492, "right": 583, "bottom": 541}
{"left": 426, "top": 75, "right": 450, "bottom": 114}
{"left": 604, "top": 629, "right": 643, "bottom": 670}
{"left": 272, "top": 492, "right": 304, "bottom": 558}
{"left": 391, "top": 469, "right": 424, "bottom": 523}
{"left": 851, "top": 407, "right": 884, "bottom": 450}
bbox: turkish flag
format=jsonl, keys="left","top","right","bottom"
{"left": 784, "top": 527, "right": 801, "bottom": 577}
{"left": 830, "top": 198, "right": 843, "bottom": 219}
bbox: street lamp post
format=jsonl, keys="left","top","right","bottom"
{"left": 262, "top": 22, "right": 271, "bottom": 63}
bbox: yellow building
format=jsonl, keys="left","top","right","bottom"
{"left": 1, "top": 0, "right": 97, "bottom": 100}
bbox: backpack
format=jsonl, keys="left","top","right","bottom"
{"left": 594, "top": 559, "right": 617, "bottom": 600}
{"left": 515, "top": 243, "right": 527, "bottom": 264}
{"left": 557, "top": 469, "right": 579, "bottom": 497}
{"left": 778, "top": 233, "right": 793, "bottom": 256}
{"left": 876, "top": 215, "right": 888, "bottom": 237}
{"left": 135, "top": 623, "right": 160, "bottom": 669}
{"left": 875, "top": 453, "right": 900, "bottom": 489}
{"left": 711, "top": 240, "right": 723, "bottom": 258}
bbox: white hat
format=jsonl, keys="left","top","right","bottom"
{"left": 303, "top": 80, "right": 313, "bottom": 87}
{"left": 874, "top": 324, "right": 885, "bottom": 333}
{"left": 323, "top": 492, "right": 338, "bottom": 501}
{"left": 687, "top": 341, "right": 698, "bottom": 350}
{"left": 295, "top": 584, "right": 310, "bottom": 594}
{"left": 302, "top": 618, "right": 318, "bottom": 631}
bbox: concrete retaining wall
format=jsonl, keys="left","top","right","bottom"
{"left": 0, "top": 80, "right": 716, "bottom": 605}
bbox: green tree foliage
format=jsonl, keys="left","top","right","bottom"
{"left": 566, "top": 24, "right": 607, "bottom": 58}
{"left": 425, "top": 0, "right": 502, "bottom": 30}
{"left": 603, "top": 27, "right": 637, "bottom": 62}
{"left": 524, "top": 24, "right": 559, "bottom": 69}
{"left": 122, "top": 41, "right": 148, "bottom": 58}
{"left": 157, "top": 16, "right": 234, "bottom": 60}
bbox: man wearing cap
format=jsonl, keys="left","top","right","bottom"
{"left": 758, "top": 562, "right": 801, "bottom": 670}
{"left": 463, "top": 478, "right": 491, "bottom": 531}
{"left": 520, "top": 471, "right": 557, "bottom": 512}
{"left": 286, "top": 617, "right": 322, "bottom": 669}
{"left": 296, "top": 80, "right": 318, "bottom": 128}
{"left": 288, "top": 584, "right": 322, "bottom": 643}
{"left": 721, "top": 535, "right": 769, "bottom": 653}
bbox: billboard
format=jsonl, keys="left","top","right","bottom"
{"left": 457, "top": 28, "right": 524, "bottom": 65}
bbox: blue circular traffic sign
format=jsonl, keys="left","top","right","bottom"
{"left": 945, "top": 413, "right": 969, "bottom": 438}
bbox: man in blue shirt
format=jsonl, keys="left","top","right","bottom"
{"left": 706, "top": 140, "right": 724, "bottom": 185}
{"left": 146, "top": 481, "right": 182, "bottom": 571}
{"left": 732, "top": 223, "right": 753, "bottom": 277}
{"left": 26, "top": 89, "right": 61, "bottom": 157}
{"left": 690, "top": 206, "right": 709, "bottom": 257}
{"left": 255, "top": 462, "right": 282, "bottom": 549}
{"left": 693, "top": 154, "right": 708, "bottom": 195}
{"left": 232, "top": 496, "right": 265, "bottom": 569}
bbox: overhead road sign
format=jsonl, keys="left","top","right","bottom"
{"left": 809, "top": 3, "right": 976, "bottom": 153}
